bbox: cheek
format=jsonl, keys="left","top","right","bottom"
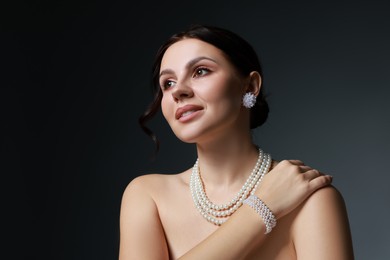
{"left": 203, "top": 78, "right": 242, "bottom": 109}
{"left": 160, "top": 95, "right": 169, "bottom": 120}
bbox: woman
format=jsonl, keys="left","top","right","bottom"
{"left": 119, "top": 24, "right": 354, "bottom": 259}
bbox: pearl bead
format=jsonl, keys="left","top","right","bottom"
{"left": 190, "top": 148, "right": 272, "bottom": 226}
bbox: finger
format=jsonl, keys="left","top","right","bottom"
{"left": 308, "top": 175, "right": 333, "bottom": 192}
{"left": 288, "top": 160, "right": 305, "bottom": 166}
{"left": 299, "top": 165, "right": 312, "bottom": 172}
{"left": 302, "top": 168, "right": 321, "bottom": 179}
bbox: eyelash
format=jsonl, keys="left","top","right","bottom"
{"left": 193, "top": 67, "right": 211, "bottom": 77}
{"left": 160, "top": 67, "right": 211, "bottom": 90}
{"left": 161, "top": 80, "right": 175, "bottom": 90}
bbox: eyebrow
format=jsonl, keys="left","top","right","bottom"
{"left": 159, "top": 56, "right": 218, "bottom": 78}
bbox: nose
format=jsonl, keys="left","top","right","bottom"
{"left": 171, "top": 81, "right": 194, "bottom": 103}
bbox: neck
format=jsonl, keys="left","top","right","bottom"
{"left": 195, "top": 131, "right": 260, "bottom": 188}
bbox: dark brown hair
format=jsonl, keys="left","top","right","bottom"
{"left": 139, "top": 24, "right": 269, "bottom": 152}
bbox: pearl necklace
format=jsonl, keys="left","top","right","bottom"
{"left": 190, "top": 148, "right": 272, "bottom": 226}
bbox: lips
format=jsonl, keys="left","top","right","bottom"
{"left": 175, "top": 105, "right": 203, "bottom": 120}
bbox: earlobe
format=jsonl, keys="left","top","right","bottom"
{"left": 247, "top": 71, "right": 262, "bottom": 97}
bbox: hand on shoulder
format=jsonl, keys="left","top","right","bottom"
{"left": 255, "top": 159, "right": 333, "bottom": 219}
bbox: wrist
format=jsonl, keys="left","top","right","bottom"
{"left": 243, "top": 194, "right": 277, "bottom": 234}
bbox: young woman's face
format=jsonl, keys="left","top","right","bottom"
{"left": 159, "top": 38, "right": 249, "bottom": 144}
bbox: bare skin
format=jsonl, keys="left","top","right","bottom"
{"left": 119, "top": 38, "right": 354, "bottom": 259}
{"left": 119, "top": 162, "right": 353, "bottom": 260}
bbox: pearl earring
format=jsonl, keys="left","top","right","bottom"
{"left": 242, "top": 92, "right": 257, "bottom": 108}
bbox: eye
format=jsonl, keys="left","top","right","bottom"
{"left": 193, "top": 67, "right": 210, "bottom": 77}
{"left": 161, "top": 79, "right": 176, "bottom": 90}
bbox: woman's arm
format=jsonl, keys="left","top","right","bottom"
{"left": 179, "top": 160, "right": 333, "bottom": 260}
{"left": 119, "top": 160, "right": 333, "bottom": 260}
{"left": 292, "top": 186, "right": 354, "bottom": 260}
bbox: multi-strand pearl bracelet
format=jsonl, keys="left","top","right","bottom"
{"left": 243, "top": 194, "right": 277, "bottom": 234}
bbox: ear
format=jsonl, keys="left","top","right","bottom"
{"left": 245, "top": 71, "right": 262, "bottom": 96}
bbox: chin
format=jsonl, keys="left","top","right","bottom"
{"left": 172, "top": 127, "right": 205, "bottom": 144}
{"left": 175, "top": 133, "right": 199, "bottom": 144}
{"left": 169, "top": 120, "right": 224, "bottom": 144}
{"left": 173, "top": 126, "right": 222, "bottom": 145}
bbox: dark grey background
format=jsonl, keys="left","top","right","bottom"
{"left": 2, "top": 0, "right": 389, "bottom": 259}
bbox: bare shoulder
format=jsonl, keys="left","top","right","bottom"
{"left": 307, "top": 184, "right": 344, "bottom": 201}
{"left": 291, "top": 185, "right": 354, "bottom": 259}
{"left": 119, "top": 170, "right": 191, "bottom": 259}
{"left": 297, "top": 185, "right": 347, "bottom": 215}
{"left": 292, "top": 185, "right": 348, "bottom": 226}
{"left": 124, "top": 173, "right": 170, "bottom": 193}
{"left": 122, "top": 170, "right": 190, "bottom": 202}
